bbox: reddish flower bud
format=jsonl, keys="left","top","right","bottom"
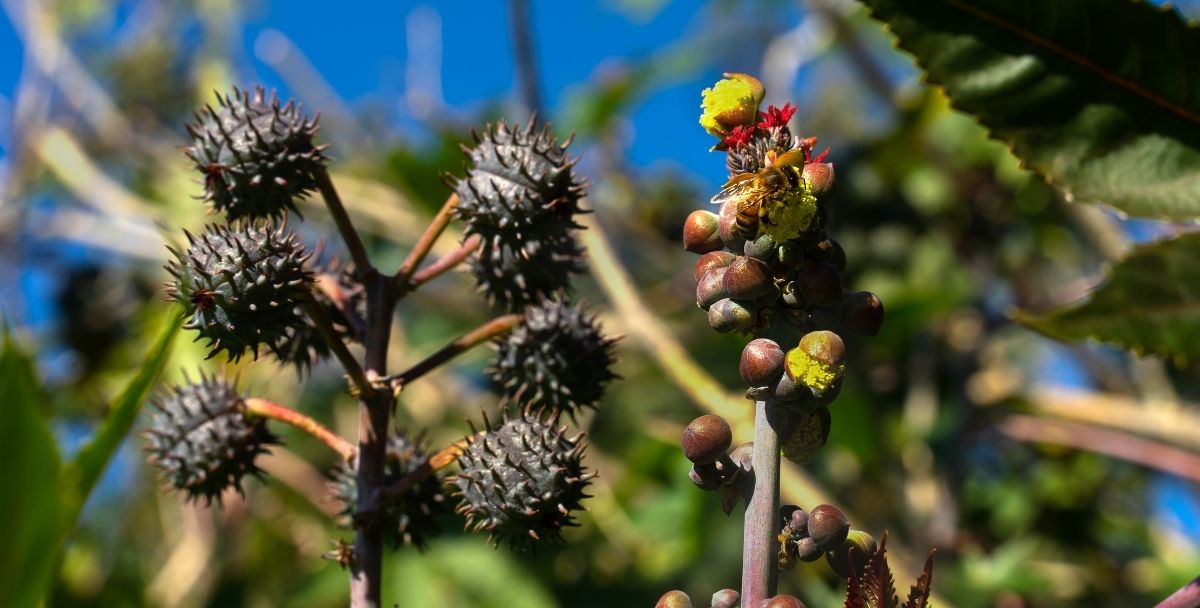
{"left": 759, "top": 595, "right": 807, "bottom": 608}
{"left": 843, "top": 291, "right": 884, "bottom": 337}
{"left": 740, "top": 338, "right": 785, "bottom": 387}
{"left": 708, "top": 298, "right": 756, "bottom": 333}
{"left": 682, "top": 414, "right": 732, "bottom": 465}
{"left": 683, "top": 210, "right": 723, "bottom": 254}
{"left": 718, "top": 200, "right": 747, "bottom": 251}
{"left": 808, "top": 504, "right": 851, "bottom": 553}
{"left": 723, "top": 256, "right": 774, "bottom": 299}
{"left": 696, "top": 267, "right": 730, "bottom": 310}
{"left": 693, "top": 251, "right": 737, "bottom": 283}
{"left": 796, "top": 262, "right": 842, "bottom": 307}
{"left": 656, "top": 590, "right": 695, "bottom": 608}
{"left": 801, "top": 162, "right": 835, "bottom": 200}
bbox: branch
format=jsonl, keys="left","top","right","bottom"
{"left": 387, "top": 314, "right": 522, "bottom": 390}
{"left": 506, "top": 0, "right": 542, "bottom": 115}
{"left": 300, "top": 299, "right": 372, "bottom": 397}
{"left": 245, "top": 398, "right": 356, "bottom": 461}
{"left": 313, "top": 167, "right": 372, "bottom": 273}
{"left": 741, "top": 400, "right": 780, "bottom": 605}
{"left": 1157, "top": 575, "right": 1200, "bottom": 608}
{"left": 403, "top": 233, "right": 481, "bottom": 291}
{"left": 313, "top": 269, "right": 367, "bottom": 338}
{"left": 381, "top": 438, "right": 471, "bottom": 500}
{"left": 393, "top": 193, "right": 460, "bottom": 293}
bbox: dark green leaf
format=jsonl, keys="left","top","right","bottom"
{"left": 0, "top": 333, "right": 62, "bottom": 607}
{"left": 861, "top": 0, "right": 1200, "bottom": 219}
{"left": 1016, "top": 233, "right": 1200, "bottom": 358}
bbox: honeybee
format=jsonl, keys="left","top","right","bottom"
{"left": 711, "top": 149, "right": 818, "bottom": 241}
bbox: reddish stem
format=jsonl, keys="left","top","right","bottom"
{"left": 244, "top": 397, "right": 355, "bottom": 461}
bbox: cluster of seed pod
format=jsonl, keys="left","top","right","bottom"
{"left": 656, "top": 588, "right": 809, "bottom": 608}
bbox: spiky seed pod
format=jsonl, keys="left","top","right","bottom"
{"left": 726, "top": 126, "right": 796, "bottom": 176}
{"left": 166, "top": 222, "right": 313, "bottom": 362}
{"left": 333, "top": 432, "right": 448, "bottom": 550}
{"left": 143, "top": 372, "right": 278, "bottom": 504}
{"left": 184, "top": 86, "right": 326, "bottom": 221}
{"left": 451, "top": 411, "right": 593, "bottom": 550}
{"left": 272, "top": 258, "right": 363, "bottom": 373}
{"left": 490, "top": 300, "right": 618, "bottom": 419}
{"left": 450, "top": 117, "right": 588, "bottom": 311}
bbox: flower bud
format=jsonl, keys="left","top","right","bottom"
{"left": 802, "top": 162, "right": 836, "bottom": 201}
{"left": 785, "top": 331, "right": 845, "bottom": 392}
{"left": 689, "top": 464, "right": 723, "bottom": 491}
{"left": 740, "top": 338, "right": 785, "bottom": 387}
{"left": 708, "top": 298, "right": 756, "bottom": 333}
{"left": 711, "top": 589, "right": 740, "bottom": 608}
{"left": 693, "top": 251, "right": 737, "bottom": 283}
{"left": 783, "top": 505, "right": 809, "bottom": 537}
{"left": 682, "top": 414, "right": 732, "bottom": 465}
{"left": 794, "top": 537, "right": 824, "bottom": 563}
{"left": 759, "top": 594, "right": 807, "bottom": 608}
{"left": 806, "top": 239, "right": 846, "bottom": 272}
{"left": 843, "top": 291, "right": 884, "bottom": 337}
{"left": 808, "top": 504, "right": 851, "bottom": 553}
{"left": 729, "top": 442, "right": 754, "bottom": 472}
{"left": 683, "top": 210, "right": 723, "bottom": 254}
{"left": 826, "top": 530, "right": 878, "bottom": 579}
{"left": 699, "top": 73, "right": 765, "bottom": 137}
{"left": 778, "top": 405, "right": 831, "bottom": 464}
{"left": 743, "top": 233, "right": 777, "bottom": 261}
{"left": 796, "top": 262, "right": 841, "bottom": 307}
{"left": 718, "top": 200, "right": 748, "bottom": 250}
{"left": 723, "top": 256, "right": 774, "bottom": 299}
{"left": 772, "top": 373, "right": 817, "bottom": 409}
{"left": 696, "top": 267, "right": 730, "bottom": 310}
{"left": 656, "top": 590, "right": 694, "bottom": 608}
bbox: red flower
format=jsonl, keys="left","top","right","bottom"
{"left": 723, "top": 125, "right": 756, "bottom": 149}
{"left": 757, "top": 103, "right": 797, "bottom": 130}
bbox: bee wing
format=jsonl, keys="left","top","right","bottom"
{"left": 710, "top": 173, "right": 763, "bottom": 207}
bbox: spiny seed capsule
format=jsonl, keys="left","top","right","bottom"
{"left": 683, "top": 210, "right": 723, "bottom": 254}
{"left": 808, "top": 504, "right": 850, "bottom": 552}
{"left": 718, "top": 200, "right": 747, "bottom": 250}
{"left": 759, "top": 595, "right": 808, "bottom": 608}
{"left": 450, "top": 117, "right": 587, "bottom": 311}
{"left": 273, "top": 258, "right": 362, "bottom": 373}
{"left": 778, "top": 405, "right": 831, "bottom": 464}
{"left": 333, "top": 432, "right": 449, "bottom": 550}
{"left": 843, "top": 291, "right": 884, "bottom": 337}
{"left": 827, "top": 530, "right": 878, "bottom": 579}
{"left": 697, "top": 267, "right": 730, "bottom": 310}
{"left": 451, "top": 411, "right": 593, "bottom": 550}
{"left": 693, "top": 251, "right": 737, "bottom": 283}
{"left": 740, "top": 338, "right": 785, "bottom": 387}
{"left": 708, "top": 298, "right": 756, "bottom": 333}
{"left": 796, "top": 262, "right": 842, "bottom": 307}
{"left": 801, "top": 162, "right": 835, "bottom": 201}
{"left": 723, "top": 256, "right": 774, "bottom": 300}
{"left": 682, "top": 414, "right": 732, "bottom": 465}
{"left": 184, "top": 86, "right": 326, "bottom": 222}
{"left": 166, "top": 222, "right": 313, "bottom": 362}
{"left": 656, "top": 590, "right": 695, "bottom": 608}
{"left": 711, "top": 589, "right": 740, "bottom": 608}
{"left": 143, "top": 372, "right": 278, "bottom": 504}
{"left": 489, "top": 300, "right": 618, "bottom": 419}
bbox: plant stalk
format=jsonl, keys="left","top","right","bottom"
{"left": 741, "top": 399, "right": 780, "bottom": 605}
{"left": 314, "top": 167, "right": 373, "bottom": 273}
{"left": 349, "top": 270, "right": 394, "bottom": 608}
{"left": 393, "top": 193, "right": 460, "bottom": 293}
{"left": 244, "top": 397, "right": 356, "bottom": 461}
{"left": 1157, "top": 575, "right": 1200, "bottom": 608}
{"left": 387, "top": 314, "right": 521, "bottom": 390}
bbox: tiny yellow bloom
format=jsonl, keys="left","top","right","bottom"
{"left": 784, "top": 336, "right": 845, "bottom": 392}
{"left": 699, "top": 73, "right": 765, "bottom": 137}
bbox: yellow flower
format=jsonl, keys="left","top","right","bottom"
{"left": 699, "top": 73, "right": 765, "bottom": 137}
{"left": 784, "top": 331, "right": 845, "bottom": 392}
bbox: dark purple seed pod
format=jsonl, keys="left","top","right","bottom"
{"left": 656, "top": 590, "right": 695, "bottom": 608}
{"left": 759, "top": 594, "right": 808, "bottom": 608}
{"left": 184, "top": 86, "right": 326, "bottom": 222}
{"left": 711, "top": 589, "right": 740, "bottom": 608}
{"left": 693, "top": 251, "right": 738, "bottom": 283}
{"left": 796, "top": 262, "right": 842, "bottom": 307}
{"left": 802, "top": 162, "right": 835, "bottom": 201}
{"left": 794, "top": 537, "right": 823, "bottom": 563}
{"left": 743, "top": 233, "right": 777, "bottom": 261}
{"left": 718, "top": 200, "right": 747, "bottom": 250}
{"left": 723, "top": 256, "right": 774, "bottom": 300}
{"left": 771, "top": 373, "right": 817, "bottom": 410}
{"left": 696, "top": 267, "right": 730, "bottom": 310}
{"left": 143, "top": 372, "right": 278, "bottom": 505}
{"left": 683, "top": 210, "right": 723, "bottom": 254}
{"left": 682, "top": 414, "right": 732, "bottom": 465}
{"left": 843, "top": 291, "right": 884, "bottom": 337}
{"left": 451, "top": 410, "right": 592, "bottom": 550}
{"left": 707, "top": 298, "right": 757, "bottom": 333}
{"left": 808, "top": 504, "right": 851, "bottom": 553}
{"left": 826, "top": 530, "right": 878, "bottom": 579}
{"left": 739, "top": 338, "right": 785, "bottom": 387}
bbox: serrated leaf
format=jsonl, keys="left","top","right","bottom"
{"left": 902, "top": 550, "right": 936, "bottom": 608}
{"left": 861, "top": 0, "right": 1200, "bottom": 219}
{"left": 1016, "top": 233, "right": 1200, "bottom": 358}
{"left": 0, "top": 333, "right": 63, "bottom": 607}
{"left": 845, "top": 531, "right": 900, "bottom": 608}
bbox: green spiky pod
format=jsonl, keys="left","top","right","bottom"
{"left": 333, "top": 432, "right": 449, "bottom": 550}
{"left": 451, "top": 411, "right": 593, "bottom": 550}
{"left": 273, "top": 258, "right": 363, "bottom": 373}
{"left": 143, "top": 372, "right": 278, "bottom": 504}
{"left": 184, "top": 86, "right": 327, "bottom": 221}
{"left": 449, "top": 118, "right": 588, "bottom": 311}
{"left": 489, "top": 299, "right": 618, "bottom": 419}
{"left": 166, "top": 222, "right": 313, "bottom": 362}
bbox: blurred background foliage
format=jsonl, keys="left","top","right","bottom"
{"left": 2, "top": 0, "right": 1200, "bottom": 606}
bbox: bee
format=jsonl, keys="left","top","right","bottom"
{"left": 710, "top": 149, "right": 816, "bottom": 241}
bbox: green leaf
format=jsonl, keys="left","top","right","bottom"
{"left": 1017, "top": 233, "right": 1200, "bottom": 358}
{"left": 61, "top": 315, "right": 178, "bottom": 529}
{"left": 0, "top": 333, "right": 63, "bottom": 607}
{"left": 861, "top": 0, "right": 1200, "bottom": 219}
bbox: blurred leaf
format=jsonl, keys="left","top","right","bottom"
{"left": 861, "top": 0, "right": 1200, "bottom": 219}
{"left": 61, "top": 315, "right": 178, "bottom": 527}
{"left": 0, "top": 334, "right": 63, "bottom": 607}
{"left": 1016, "top": 233, "right": 1200, "bottom": 358}
{"left": 387, "top": 538, "right": 557, "bottom": 608}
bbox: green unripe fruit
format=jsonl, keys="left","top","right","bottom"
{"left": 808, "top": 503, "right": 850, "bottom": 553}
{"left": 777, "top": 239, "right": 802, "bottom": 267}
{"left": 694, "top": 251, "right": 737, "bottom": 283}
{"left": 682, "top": 414, "right": 732, "bottom": 465}
{"left": 708, "top": 298, "right": 756, "bottom": 333}
{"left": 697, "top": 267, "right": 730, "bottom": 310}
{"left": 802, "top": 162, "right": 835, "bottom": 201}
{"left": 723, "top": 256, "right": 774, "bottom": 299}
{"left": 827, "top": 530, "right": 878, "bottom": 579}
{"left": 843, "top": 291, "right": 884, "bottom": 337}
{"left": 796, "top": 262, "right": 841, "bottom": 307}
{"left": 739, "top": 338, "right": 785, "bottom": 387}
{"left": 683, "top": 210, "right": 723, "bottom": 254}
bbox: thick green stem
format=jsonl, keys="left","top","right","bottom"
{"left": 741, "top": 399, "right": 780, "bottom": 605}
